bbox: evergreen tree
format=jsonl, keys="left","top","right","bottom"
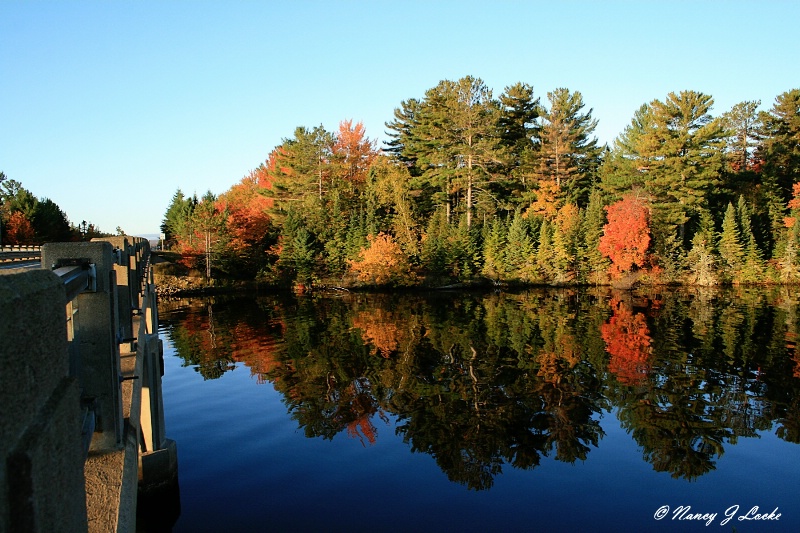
{"left": 780, "top": 215, "right": 800, "bottom": 283}
{"left": 736, "top": 195, "right": 765, "bottom": 282}
{"left": 760, "top": 89, "right": 800, "bottom": 199}
{"left": 685, "top": 208, "right": 719, "bottom": 286}
{"left": 578, "top": 188, "right": 610, "bottom": 284}
{"left": 190, "top": 191, "right": 228, "bottom": 280}
{"left": 32, "top": 198, "right": 72, "bottom": 243}
{"left": 640, "top": 91, "right": 727, "bottom": 238}
{"left": 267, "top": 125, "right": 336, "bottom": 221}
{"left": 390, "top": 76, "right": 505, "bottom": 226}
{"left": 718, "top": 202, "right": 744, "bottom": 281}
{"left": 421, "top": 207, "right": 450, "bottom": 276}
{"left": 721, "top": 100, "right": 763, "bottom": 174}
{"left": 551, "top": 203, "right": 581, "bottom": 283}
{"left": 497, "top": 82, "right": 540, "bottom": 202}
{"left": 536, "top": 219, "right": 554, "bottom": 282}
{"left": 599, "top": 104, "right": 655, "bottom": 200}
{"left": 446, "top": 215, "right": 481, "bottom": 279}
{"left": 533, "top": 88, "right": 601, "bottom": 208}
{"left": 503, "top": 211, "right": 535, "bottom": 281}
{"left": 161, "top": 189, "right": 195, "bottom": 247}
{"left": 279, "top": 209, "right": 317, "bottom": 286}
{"left": 384, "top": 97, "right": 423, "bottom": 173}
{"left": 481, "top": 217, "right": 508, "bottom": 281}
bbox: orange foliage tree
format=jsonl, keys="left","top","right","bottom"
{"left": 217, "top": 166, "right": 274, "bottom": 254}
{"left": 601, "top": 298, "right": 652, "bottom": 385}
{"left": 348, "top": 233, "right": 416, "bottom": 286}
{"left": 598, "top": 193, "right": 651, "bottom": 277}
{"left": 783, "top": 182, "right": 800, "bottom": 229}
{"left": 332, "top": 120, "right": 378, "bottom": 185}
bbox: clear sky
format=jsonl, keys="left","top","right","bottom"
{"left": 2, "top": 1, "right": 798, "bottom": 237}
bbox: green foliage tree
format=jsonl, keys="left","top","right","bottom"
{"left": 533, "top": 88, "right": 602, "bottom": 207}
{"left": 497, "top": 82, "right": 540, "bottom": 201}
{"left": 578, "top": 188, "right": 610, "bottom": 284}
{"left": 32, "top": 198, "right": 72, "bottom": 242}
{"left": 685, "top": 208, "right": 719, "bottom": 286}
{"left": 504, "top": 211, "right": 536, "bottom": 282}
{"left": 161, "top": 189, "right": 196, "bottom": 247}
{"left": 599, "top": 104, "right": 656, "bottom": 200}
{"left": 481, "top": 217, "right": 508, "bottom": 281}
{"left": 389, "top": 76, "right": 505, "bottom": 226}
{"left": 717, "top": 202, "right": 744, "bottom": 281}
{"left": 736, "top": 196, "right": 765, "bottom": 283}
{"left": 641, "top": 91, "right": 727, "bottom": 238}
{"left": 760, "top": 89, "right": 800, "bottom": 199}
{"left": 721, "top": 100, "right": 763, "bottom": 174}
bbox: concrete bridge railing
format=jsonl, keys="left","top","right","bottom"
{"left": 0, "top": 237, "right": 178, "bottom": 533}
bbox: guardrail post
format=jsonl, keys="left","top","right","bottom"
{"left": 42, "top": 242, "right": 123, "bottom": 451}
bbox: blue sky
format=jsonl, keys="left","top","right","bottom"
{"left": 2, "top": 1, "right": 798, "bottom": 237}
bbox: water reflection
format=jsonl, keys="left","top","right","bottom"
{"left": 159, "top": 287, "right": 800, "bottom": 489}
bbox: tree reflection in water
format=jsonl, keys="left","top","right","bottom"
{"left": 160, "top": 287, "right": 800, "bottom": 488}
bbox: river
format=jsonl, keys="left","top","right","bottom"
{"left": 150, "top": 287, "right": 800, "bottom": 532}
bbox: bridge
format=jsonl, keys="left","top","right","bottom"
{"left": 0, "top": 238, "right": 179, "bottom": 532}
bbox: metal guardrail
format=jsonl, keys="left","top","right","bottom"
{"left": 54, "top": 264, "right": 95, "bottom": 302}
{"left": 0, "top": 245, "right": 42, "bottom": 263}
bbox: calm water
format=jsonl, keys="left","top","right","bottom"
{"left": 154, "top": 288, "right": 800, "bottom": 532}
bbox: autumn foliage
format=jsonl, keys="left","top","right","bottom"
{"left": 598, "top": 194, "right": 651, "bottom": 277}
{"left": 217, "top": 167, "right": 274, "bottom": 254}
{"left": 348, "top": 233, "right": 416, "bottom": 286}
{"left": 3, "top": 211, "right": 36, "bottom": 244}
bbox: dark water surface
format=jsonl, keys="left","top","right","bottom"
{"left": 156, "top": 288, "right": 800, "bottom": 532}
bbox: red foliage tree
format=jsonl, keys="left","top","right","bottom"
{"left": 598, "top": 193, "right": 651, "bottom": 277}
{"left": 217, "top": 167, "right": 274, "bottom": 254}
{"left": 4, "top": 211, "right": 36, "bottom": 244}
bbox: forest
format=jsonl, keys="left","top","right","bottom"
{"left": 160, "top": 77, "right": 800, "bottom": 289}
{"left": 0, "top": 171, "right": 113, "bottom": 243}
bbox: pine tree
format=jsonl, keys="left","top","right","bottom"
{"left": 551, "top": 203, "right": 580, "bottom": 283}
{"left": 760, "top": 89, "right": 800, "bottom": 198}
{"left": 644, "top": 91, "right": 727, "bottom": 235}
{"left": 718, "top": 202, "right": 744, "bottom": 281}
{"left": 267, "top": 125, "right": 336, "bottom": 219}
{"left": 685, "top": 209, "right": 719, "bottom": 286}
{"left": 497, "top": 82, "right": 540, "bottom": 202}
{"left": 579, "top": 188, "right": 610, "bottom": 284}
{"left": 533, "top": 88, "right": 601, "bottom": 208}
{"left": 599, "top": 104, "right": 655, "bottom": 201}
{"left": 736, "top": 196, "right": 764, "bottom": 282}
{"left": 407, "top": 76, "right": 505, "bottom": 227}
{"left": 721, "top": 100, "right": 763, "bottom": 174}
{"left": 482, "top": 217, "right": 508, "bottom": 281}
{"left": 504, "top": 211, "right": 536, "bottom": 281}
{"left": 536, "top": 219, "right": 554, "bottom": 282}
{"left": 421, "top": 207, "right": 449, "bottom": 276}
{"left": 279, "top": 209, "right": 317, "bottom": 286}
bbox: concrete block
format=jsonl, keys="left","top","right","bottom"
{"left": 0, "top": 269, "right": 74, "bottom": 532}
